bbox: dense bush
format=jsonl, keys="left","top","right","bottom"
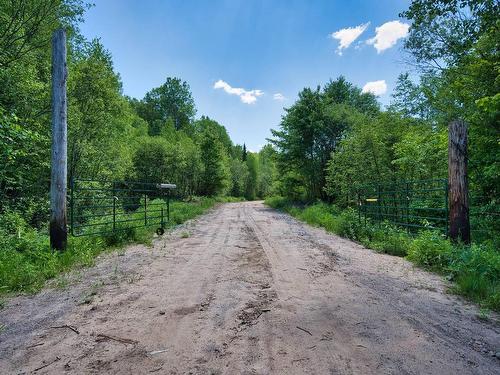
{"left": 265, "top": 197, "right": 500, "bottom": 311}
{"left": 406, "top": 231, "right": 454, "bottom": 270}
{"left": 449, "top": 244, "right": 500, "bottom": 310}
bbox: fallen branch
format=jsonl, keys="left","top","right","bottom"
{"left": 296, "top": 326, "right": 313, "bottom": 336}
{"left": 252, "top": 308, "right": 271, "bottom": 322}
{"left": 96, "top": 333, "right": 138, "bottom": 345}
{"left": 149, "top": 349, "right": 167, "bottom": 355}
{"left": 292, "top": 357, "right": 309, "bottom": 363}
{"left": 50, "top": 325, "right": 79, "bottom": 334}
{"left": 27, "top": 342, "right": 45, "bottom": 349}
{"left": 34, "top": 356, "right": 60, "bottom": 372}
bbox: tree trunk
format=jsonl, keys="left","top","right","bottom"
{"left": 448, "top": 119, "right": 470, "bottom": 244}
{"left": 50, "top": 28, "right": 68, "bottom": 250}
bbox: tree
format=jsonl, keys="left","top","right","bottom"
{"left": 68, "top": 39, "right": 138, "bottom": 182}
{"left": 388, "top": 73, "right": 437, "bottom": 122}
{"left": 270, "top": 77, "right": 379, "bottom": 200}
{"left": 257, "top": 145, "right": 277, "bottom": 198}
{"left": 401, "top": 0, "right": 499, "bottom": 72}
{"left": 0, "top": 0, "right": 89, "bottom": 226}
{"left": 402, "top": 0, "right": 499, "bottom": 237}
{"left": 136, "top": 77, "right": 196, "bottom": 135}
{"left": 199, "top": 126, "right": 230, "bottom": 196}
{"left": 229, "top": 159, "right": 249, "bottom": 197}
{"left": 323, "top": 76, "right": 379, "bottom": 115}
{"left": 245, "top": 153, "right": 258, "bottom": 200}
{"left": 193, "top": 116, "right": 233, "bottom": 154}
{"left": 242, "top": 143, "right": 247, "bottom": 161}
{"left": 132, "top": 137, "right": 172, "bottom": 184}
{"left": 0, "top": 0, "right": 88, "bottom": 68}
{"left": 0, "top": 108, "right": 45, "bottom": 202}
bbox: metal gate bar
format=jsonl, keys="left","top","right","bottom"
{"left": 357, "top": 179, "right": 448, "bottom": 232}
{"left": 70, "top": 179, "right": 175, "bottom": 237}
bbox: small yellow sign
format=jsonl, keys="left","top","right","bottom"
{"left": 366, "top": 198, "right": 378, "bottom": 202}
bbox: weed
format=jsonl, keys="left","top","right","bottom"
{"left": 55, "top": 275, "right": 70, "bottom": 290}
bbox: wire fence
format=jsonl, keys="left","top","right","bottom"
{"left": 469, "top": 194, "right": 500, "bottom": 244}
{"left": 2, "top": 177, "right": 497, "bottom": 243}
{"left": 355, "top": 178, "right": 498, "bottom": 243}
{"left": 356, "top": 179, "right": 448, "bottom": 233}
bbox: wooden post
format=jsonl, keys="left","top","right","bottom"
{"left": 50, "top": 28, "right": 68, "bottom": 250}
{"left": 448, "top": 119, "right": 470, "bottom": 244}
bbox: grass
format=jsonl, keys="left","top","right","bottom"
{"left": 0, "top": 196, "right": 237, "bottom": 297}
{"left": 265, "top": 196, "right": 500, "bottom": 312}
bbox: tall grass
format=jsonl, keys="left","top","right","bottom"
{"left": 265, "top": 196, "right": 500, "bottom": 311}
{"left": 0, "top": 196, "right": 236, "bottom": 295}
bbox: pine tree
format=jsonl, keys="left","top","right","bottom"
{"left": 242, "top": 143, "right": 247, "bottom": 161}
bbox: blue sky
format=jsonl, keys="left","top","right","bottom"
{"left": 80, "top": 0, "right": 413, "bottom": 151}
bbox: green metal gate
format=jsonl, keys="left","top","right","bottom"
{"left": 69, "top": 179, "right": 175, "bottom": 237}
{"left": 357, "top": 179, "right": 448, "bottom": 232}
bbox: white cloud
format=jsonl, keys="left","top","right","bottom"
{"left": 330, "top": 23, "right": 369, "bottom": 55}
{"left": 367, "top": 20, "right": 409, "bottom": 53}
{"left": 213, "top": 80, "right": 263, "bottom": 104}
{"left": 362, "top": 80, "right": 387, "bottom": 96}
{"left": 273, "top": 93, "right": 286, "bottom": 101}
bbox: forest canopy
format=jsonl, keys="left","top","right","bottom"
{"left": 0, "top": 0, "right": 497, "bottom": 244}
{"left": 0, "top": 0, "right": 277, "bottom": 231}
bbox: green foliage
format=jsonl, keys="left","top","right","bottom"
{"left": 264, "top": 196, "right": 291, "bottom": 210}
{"left": 407, "top": 231, "right": 454, "bottom": 269}
{"left": 68, "top": 38, "right": 139, "bottom": 181}
{"left": 135, "top": 77, "right": 196, "bottom": 134}
{"left": 0, "top": 109, "right": 46, "bottom": 198}
{"left": 0, "top": 0, "right": 88, "bottom": 69}
{"left": 256, "top": 145, "right": 278, "bottom": 198}
{"left": 132, "top": 137, "right": 176, "bottom": 183}
{"left": 198, "top": 120, "right": 230, "bottom": 196}
{"left": 447, "top": 243, "right": 500, "bottom": 308}
{"left": 275, "top": 171, "right": 306, "bottom": 201}
{"left": 244, "top": 153, "right": 258, "bottom": 200}
{"left": 270, "top": 77, "right": 378, "bottom": 200}
{"left": 229, "top": 158, "right": 249, "bottom": 197}
{"left": 397, "top": 0, "right": 499, "bottom": 245}
{"left": 389, "top": 73, "right": 437, "bottom": 121}
{"left": 401, "top": 0, "right": 498, "bottom": 70}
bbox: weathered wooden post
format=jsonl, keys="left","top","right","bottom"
{"left": 448, "top": 119, "right": 470, "bottom": 244}
{"left": 50, "top": 28, "right": 68, "bottom": 250}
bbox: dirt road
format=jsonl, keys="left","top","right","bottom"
{"left": 0, "top": 201, "right": 499, "bottom": 374}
